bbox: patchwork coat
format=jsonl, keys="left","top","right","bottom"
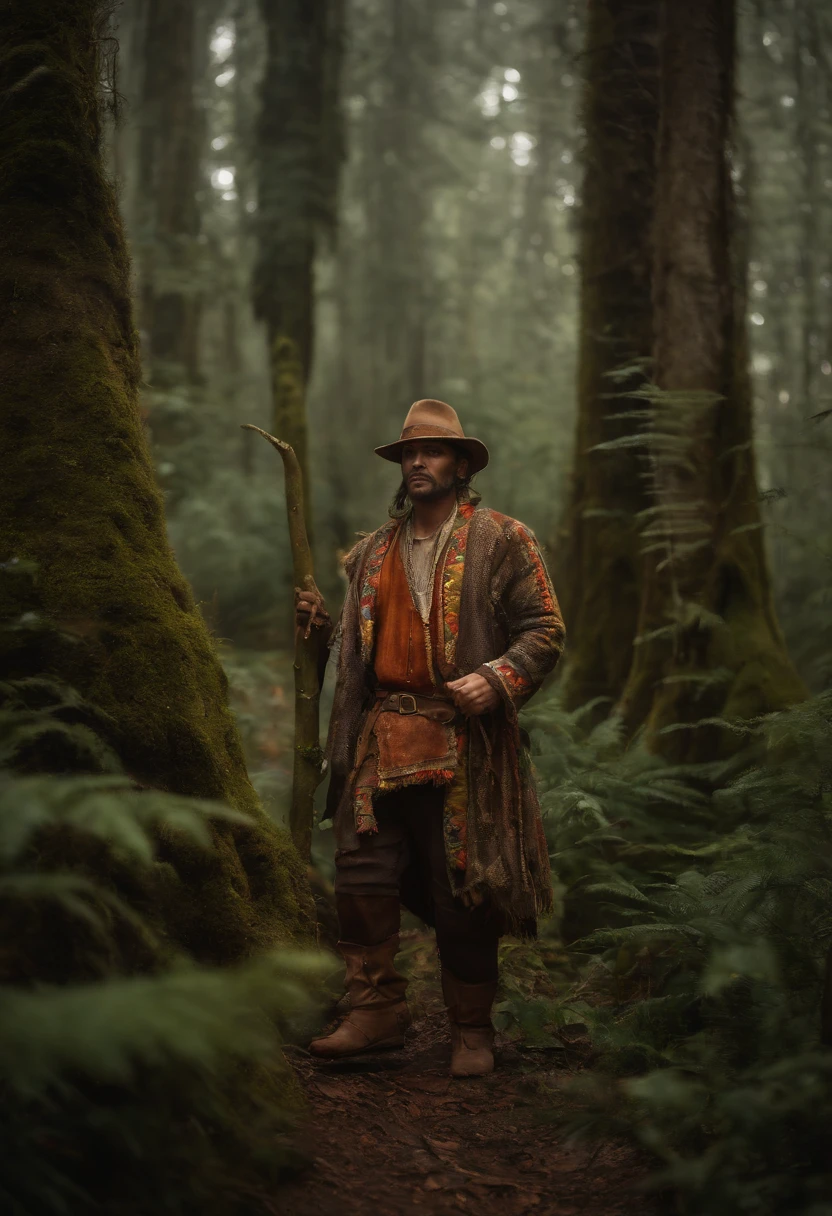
{"left": 324, "top": 500, "right": 566, "bottom": 934}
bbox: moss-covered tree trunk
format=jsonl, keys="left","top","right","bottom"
{"left": 253, "top": 0, "right": 344, "bottom": 527}
{"left": 557, "top": 0, "right": 659, "bottom": 712}
{"left": 618, "top": 0, "right": 805, "bottom": 758}
{"left": 0, "top": 0, "right": 310, "bottom": 962}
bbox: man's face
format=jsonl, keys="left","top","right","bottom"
{"left": 401, "top": 441, "right": 468, "bottom": 501}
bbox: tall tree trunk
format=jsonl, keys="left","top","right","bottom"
{"left": 618, "top": 0, "right": 805, "bottom": 758}
{"left": 372, "top": 0, "right": 431, "bottom": 412}
{"left": 0, "top": 0, "right": 310, "bottom": 964}
{"left": 557, "top": 0, "right": 660, "bottom": 712}
{"left": 135, "top": 0, "right": 204, "bottom": 390}
{"left": 794, "top": 0, "right": 822, "bottom": 410}
{"left": 321, "top": 0, "right": 435, "bottom": 538}
{"left": 253, "top": 0, "right": 345, "bottom": 527}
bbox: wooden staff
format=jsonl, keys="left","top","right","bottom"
{"left": 241, "top": 424, "right": 325, "bottom": 860}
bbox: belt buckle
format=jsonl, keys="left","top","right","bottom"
{"left": 398, "top": 693, "right": 418, "bottom": 715}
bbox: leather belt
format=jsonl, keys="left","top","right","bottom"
{"left": 374, "top": 689, "right": 457, "bottom": 723}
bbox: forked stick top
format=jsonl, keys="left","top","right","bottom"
{"left": 241, "top": 423, "right": 316, "bottom": 591}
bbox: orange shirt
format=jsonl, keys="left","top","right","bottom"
{"left": 374, "top": 534, "right": 442, "bottom": 693}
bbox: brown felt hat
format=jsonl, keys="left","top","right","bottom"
{"left": 374, "top": 399, "right": 489, "bottom": 475}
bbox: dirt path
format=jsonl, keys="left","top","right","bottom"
{"left": 280, "top": 938, "right": 656, "bottom": 1216}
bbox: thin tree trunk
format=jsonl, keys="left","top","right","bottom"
{"left": 795, "top": 0, "right": 822, "bottom": 410}
{"left": 367, "top": 0, "right": 433, "bottom": 428}
{"left": 557, "top": 0, "right": 660, "bottom": 713}
{"left": 618, "top": 0, "right": 805, "bottom": 758}
{"left": 253, "top": 0, "right": 345, "bottom": 529}
{"left": 0, "top": 0, "right": 310, "bottom": 965}
{"left": 135, "top": 0, "right": 204, "bottom": 389}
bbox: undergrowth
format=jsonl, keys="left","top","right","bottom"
{"left": 524, "top": 690, "right": 832, "bottom": 1215}
{"left": 0, "top": 609, "right": 330, "bottom": 1216}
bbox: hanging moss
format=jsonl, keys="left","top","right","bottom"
{"left": 0, "top": 1, "right": 311, "bottom": 963}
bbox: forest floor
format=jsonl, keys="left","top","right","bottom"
{"left": 279, "top": 930, "right": 658, "bottom": 1216}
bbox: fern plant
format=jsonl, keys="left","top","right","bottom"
{"left": 525, "top": 693, "right": 730, "bottom": 942}
{"left": 0, "top": 770, "right": 329, "bottom": 1216}
{"left": 0, "top": 599, "right": 329, "bottom": 1215}
{"left": 537, "top": 690, "right": 832, "bottom": 1215}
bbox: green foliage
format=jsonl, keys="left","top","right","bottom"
{"left": 0, "top": 769, "right": 330, "bottom": 1216}
{"left": 492, "top": 938, "right": 580, "bottom": 1050}
{"left": 0, "top": 593, "right": 324, "bottom": 1213}
{"left": 0, "top": 771, "right": 248, "bottom": 868}
{"left": 167, "top": 467, "right": 292, "bottom": 643}
{"left": 0, "top": 583, "right": 312, "bottom": 961}
{"left": 534, "top": 689, "right": 832, "bottom": 1214}
{"left": 141, "top": 382, "right": 296, "bottom": 647}
{"left": 0, "top": 674, "right": 122, "bottom": 775}
{"left": 221, "top": 647, "right": 296, "bottom": 827}
{"left": 525, "top": 694, "right": 722, "bottom": 935}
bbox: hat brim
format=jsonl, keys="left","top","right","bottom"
{"left": 374, "top": 434, "right": 489, "bottom": 475}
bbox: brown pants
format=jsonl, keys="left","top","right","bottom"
{"left": 334, "top": 784, "right": 499, "bottom": 984}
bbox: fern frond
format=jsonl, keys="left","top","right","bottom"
{"left": 0, "top": 775, "right": 250, "bottom": 866}
{"left": 0, "top": 950, "right": 329, "bottom": 1099}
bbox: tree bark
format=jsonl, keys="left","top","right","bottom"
{"left": 557, "top": 0, "right": 660, "bottom": 713}
{"left": 0, "top": 0, "right": 311, "bottom": 965}
{"left": 253, "top": 0, "right": 345, "bottom": 528}
{"left": 618, "top": 0, "right": 805, "bottom": 758}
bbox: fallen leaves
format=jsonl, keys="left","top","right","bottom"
{"left": 423, "top": 1136, "right": 461, "bottom": 1153}
{"left": 282, "top": 935, "right": 658, "bottom": 1216}
{"left": 310, "top": 1079, "right": 352, "bottom": 1101}
{"left": 401, "top": 1075, "right": 452, "bottom": 1095}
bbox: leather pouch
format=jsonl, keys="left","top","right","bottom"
{"left": 373, "top": 711, "right": 456, "bottom": 781}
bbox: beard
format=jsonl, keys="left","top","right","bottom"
{"left": 406, "top": 472, "right": 457, "bottom": 501}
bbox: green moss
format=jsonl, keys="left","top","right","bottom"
{"left": 0, "top": 1, "right": 312, "bottom": 963}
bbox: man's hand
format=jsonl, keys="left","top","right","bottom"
{"left": 295, "top": 587, "right": 331, "bottom": 640}
{"left": 446, "top": 673, "right": 500, "bottom": 716}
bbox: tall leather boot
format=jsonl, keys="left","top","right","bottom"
{"left": 309, "top": 895, "right": 411, "bottom": 1059}
{"left": 442, "top": 967, "right": 498, "bottom": 1077}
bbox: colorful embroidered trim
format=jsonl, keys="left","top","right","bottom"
{"left": 378, "top": 766, "right": 455, "bottom": 795}
{"left": 354, "top": 765, "right": 456, "bottom": 834}
{"left": 354, "top": 782, "right": 379, "bottom": 835}
{"left": 352, "top": 738, "right": 456, "bottom": 836}
{"left": 485, "top": 658, "right": 533, "bottom": 699}
{"left": 441, "top": 512, "right": 472, "bottom": 665}
{"left": 443, "top": 724, "right": 469, "bottom": 872}
{"left": 358, "top": 520, "right": 398, "bottom": 662}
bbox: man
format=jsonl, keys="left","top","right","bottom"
{"left": 297, "top": 399, "right": 565, "bottom": 1076}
